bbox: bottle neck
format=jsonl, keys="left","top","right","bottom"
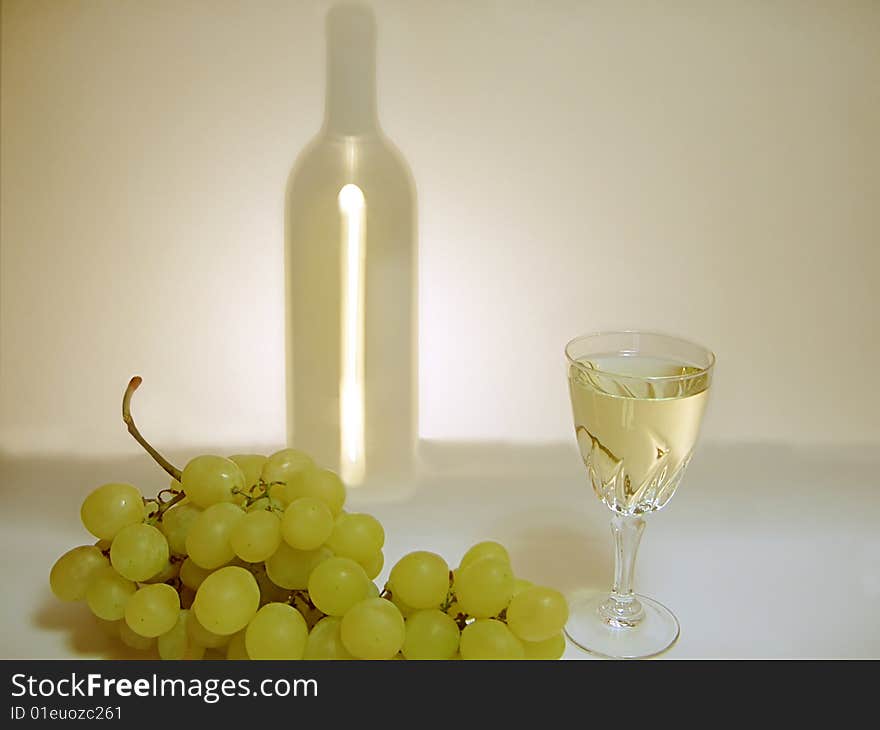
{"left": 323, "top": 6, "right": 379, "bottom": 136}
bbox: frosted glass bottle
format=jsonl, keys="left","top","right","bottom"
{"left": 285, "top": 5, "right": 417, "bottom": 491}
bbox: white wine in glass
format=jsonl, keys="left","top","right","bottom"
{"left": 565, "top": 332, "right": 714, "bottom": 658}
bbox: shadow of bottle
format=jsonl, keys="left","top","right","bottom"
{"left": 284, "top": 3, "right": 418, "bottom": 498}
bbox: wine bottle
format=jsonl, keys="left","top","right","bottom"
{"left": 285, "top": 4, "right": 417, "bottom": 490}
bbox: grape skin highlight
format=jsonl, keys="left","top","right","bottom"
{"left": 80, "top": 483, "right": 145, "bottom": 541}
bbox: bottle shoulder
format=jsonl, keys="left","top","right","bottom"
{"left": 286, "top": 130, "right": 415, "bottom": 199}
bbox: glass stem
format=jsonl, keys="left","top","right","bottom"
{"left": 599, "top": 514, "right": 646, "bottom": 628}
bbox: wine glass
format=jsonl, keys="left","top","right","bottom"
{"left": 564, "top": 331, "right": 715, "bottom": 658}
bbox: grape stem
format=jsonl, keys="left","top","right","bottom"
{"left": 122, "top": 376, "right": 183, "bottom": 482}
{"left": 233, "top": 479, "right": 284, "bottom": 512}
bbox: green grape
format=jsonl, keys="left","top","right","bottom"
{"left": 186, "top": 502, "right": 244, "bottom": 569}
{"left": 459, "top": 540, "right": 510, "bottom": 570}
{"left": 389, "top": 551, "right": 449, "bottom": 609}
{"left": 390, "top": 591, "right": 416, "bottom": 618}
{"left": 359, "top": 550, "right": 384, "bottom": 581}
{"left": 110, "top": 523, "right": 170, "bottom": 582}
{"left": 340, "top": 598, "right": 405, "bottom": 660}
{"left": 179, "top": 557, "right": 213, "bottom": 590}
{"left": 225, "top": 629, "right": 250, "bottom": 660}
{"left": 523, "top": 632, "right": 566, "bottom": 660}
{"left": 261, "top": 448, "right": 314, "bottom": 487}
{"left": 158, "top": 610, "right": 206, "bottom": 660}
{"left": 402, "top": 609, "right": 460, "bottom": 660}
{"left": 304, "top": 616, "right": 353, "bottom": 659}
{"left": 228, "top": 454, "right": 267, "bottom": 490}
{"left": 454, "top": 557, "right": 514, "bottom": 618}
{"left": 245, "top": 603, "right": 308, "bottom": 660}
{"left": 307, "top": 557, "right": 370, "bottom": 616}
{"left": 192, "top": 566, "right": 259, "bottom": 635}
{"left": 365, "top": 580, "right": 380, "bottom": 598}
{"left": 125, "top": 584, "right": 180, "bottom": 638}
{"left": 85, "top": 566, "right": 136, "bottom": 621}
{"left": 512, "top": 577, "right": 533, "bottom": 596}
{"left": 506, "top": 586, "right": 569, "bottom": 642}
{"left": 80, "top": 483, "right": 145, "bottom": 540}
{"left": 265, "top": 542, "right": 331, "bottom": 590}
{"left": 118, "top": 620, "right": 155, "bottom": 652}
{"left": 281, "top": 497, "right": 334, "bottom": 551}
{"left": 285, "top": 467, "right": 346, "bottom": 516}
{"left": 459, "top": 619, "right": 524, "bottom": 659}
{"left": 230, "top": 509, "right": 282, "bottom": 563}
{"left": 50, "top": 545, "right": 108, "bottom": 601}
{"left": 159, "top": 502, "right": 202, "bottom": 556}
{"left": 186, "top": 612, "right": 230, "bottom": 648}
{"left": 181, "top": 455, "right": 245, "bottom": 509}
{"left": 325, "top": 513, "right": 384, "bottom": 563}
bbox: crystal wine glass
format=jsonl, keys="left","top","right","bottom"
{"left": 565, "top": 331, "right": 715, "bottom": 658}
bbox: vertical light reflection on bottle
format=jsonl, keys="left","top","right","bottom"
{"left": 338, "top": 182, "right": 366, "bottom": 486}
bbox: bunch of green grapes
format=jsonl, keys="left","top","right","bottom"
{"left": 383, "top": 542, "right": 569, "bottom": 660}
{"left": 49, "top": 377, "right": 568, "bottom": 660}
{"left": 50, "top": 441, "right": 381, "bottom": 659}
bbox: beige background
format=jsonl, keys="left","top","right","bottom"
{"left": 2, "top": 0, "right": 878, "bottom": 457}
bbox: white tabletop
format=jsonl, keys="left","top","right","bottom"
{"left": 2, "top": 441, "right": 878, "bottom": 659}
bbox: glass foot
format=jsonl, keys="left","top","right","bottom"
{"left": 565, "top": 591, "right": 680, "bottom": 659}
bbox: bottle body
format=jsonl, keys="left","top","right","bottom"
{"left": 285, "top": 131, "right": 417, "bottom": 488}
